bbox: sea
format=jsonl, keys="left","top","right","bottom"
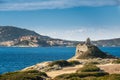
{"left": 0, "top": 47, "right": 120, "bottom": 74}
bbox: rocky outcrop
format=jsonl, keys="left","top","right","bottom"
{"left": 74, "top": 38, "right": 115, "bottom": 59}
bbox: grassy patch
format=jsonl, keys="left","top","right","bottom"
{"left": 69, "top": 60, "right": 80, "bottom": 66}
{"left": 0, "top": 70, "right": 48, "bottom": 80}
{"left": 77, "top": 64, "right": 100, "bottom": 72}
{"left": 54, "top": 63, "right": 110, "bottom": 80}
{"left": 48, "top": 60, "right": 72, "bottom": 67}
{"left": 112, "top": 59, "right": 120, "bottom": 64}
{"left": 54, "top": 72, "right": 108, "bottom": 80}
{"left": 98, "top": 74, "right": 120, "bottom": 80}
{"left": 87, "top": 61, "right": 99, "bottom": 65}
{"left": 48, "top": 60, "right": 81, "bottom": 67}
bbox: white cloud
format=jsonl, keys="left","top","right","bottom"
{"left": 38, "top": 27, "right": 120, "bottom": 41}
{"left": 39, "top": 28, "right": 86, "bottom": 41}
{"left": 0, "top": 0, "right": 120, "bottom": 11}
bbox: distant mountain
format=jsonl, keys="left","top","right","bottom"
{"left": 0, "top": 26, "right": 77, "bottom": 47}
{"left": 0, "top": 26, "right": 119, "bottom": 47}
{"left": 93, "top": 38, "right": 120, "bottom": 47}
{"left": 0, "top": 26, "right": 50, "bottom": 42}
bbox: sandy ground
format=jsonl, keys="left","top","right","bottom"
{"left": 98, "top": 64, "right": 120, "bottom": 74}
{"left": 46, "top": 64, "right": 120, "bottom": 78}
{"left": 46, "top": 65, "right": 83, "bottom": 78}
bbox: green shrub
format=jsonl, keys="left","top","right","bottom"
{"left": 98, "top": 74, "right": 120, "bottom": 80}
{"left": 112, "top": 59, "right": 120, "bottom": 64}
{"left": 77, "top": 64, "right": 100, "bottom": 72}
{"left": 24, "top": 70, "right": 48, "bottom": 77}
{"left": 3, "top": 71, "right": 19, "bottom": 75}
{"left": 69, "top": 60, "right": 80, "bottom": 66}
{"left": 54, "top": 73, "right": 120, "bottom": 80}
{"left": 24, "top": 70, "right": 40, "bottom": 73}
{"left": 54, "top": 72, "right": 108, "bottom": 80}
{"left": 87, "top": 61, "right": 99, "bottom": 65}
{"left": 0, "top": 70, "right": 48, "bottom": 80}
{"left": 48, "top": 60, "right": 72, "bottom": 67}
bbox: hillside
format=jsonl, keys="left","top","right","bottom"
{"left": 93, "top": 38, "right": 120, "bottom": 47}
{"left": 0, "top": 26, "right": 77, "bottom": 47}
{"left": 0, "top": 26, "right": 119, "bottom": 47}
{"left": 0, "top": 26, "right": 50, "bottom": 42}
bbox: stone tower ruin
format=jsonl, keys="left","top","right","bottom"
{"left": 74, "top": 38, "right": 114, "bottom": 59}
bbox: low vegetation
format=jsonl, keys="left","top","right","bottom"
{"left": 112, "top": 59, "right": 120, "bottom": 64}
{"left": 86, "top": 61, "right": 100, "bottom": 65}
{"left": 98, "top": 74, "right": 120, "bottom": 80}
{"left": 48, "top": 60, "right": 80, "bottom": 67}
{"left": 0, "top": 70, "right": 48, "bottom": 80}
{"left": 54, "top": 64, "right": 110, "bottom": 80}
{"left": 38, "top": 60, "right": 81, "bottom": 72}
{"left": 48, "top": 60, "right": 72, "bottom": 67}
{"left": 54, "top": 73, "right": 120, "bottom": 80}
{"left": 69, "top": 60, "right": 80, "bottom": 66}
{"left": 54, "top": 72, "right": 108, "bottom": 80}
{"left": 54, "top": 63, "right": 120, "bottom": 80}
{"left": 77, "top": 64, "right": 101, "bottom": 72}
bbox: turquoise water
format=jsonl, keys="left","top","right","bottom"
{"left": 0, "top": 47, "right": 120, "bottom": 74}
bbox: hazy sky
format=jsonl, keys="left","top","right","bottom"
{"left": 0, "top": 0, "right": 120, "bottom": 41}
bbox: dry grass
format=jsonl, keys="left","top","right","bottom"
{"left": 23, "top": 59, "right": 120, "bottom": 79}
{"left": 46, "top": 63, "right": 120, "bottom": 78}
{"left": 46, "top": 65, "right": 83, "bottom": 78}
{"left": 98, "top": 64, "right": 120, "bottom": 74}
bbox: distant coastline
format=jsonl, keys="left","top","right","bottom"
{"left": 0, "top": 26, "right": 120, "bottom": 47}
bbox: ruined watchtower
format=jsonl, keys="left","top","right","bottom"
{"left": 74, "top": 38, "right": 114, "bottom": 59}
{"left": 85, "top": 38, "right": 91, "bottom": 45}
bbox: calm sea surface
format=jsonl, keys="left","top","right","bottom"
{"left": 0, "top": 47, "right": 120, "bottom": 74}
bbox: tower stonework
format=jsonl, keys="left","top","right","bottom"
{"left": 85, "top": 38, "right": 91, "bottom": 45}
{"left": 74, "top": 38, "right": 115, "bottom": 59}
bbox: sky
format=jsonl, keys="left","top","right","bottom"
{"left": 0, "top": 0, "right": 120, "bottom": 41}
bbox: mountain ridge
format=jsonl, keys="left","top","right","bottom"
{"left": 0, "top": 26, "right": 51, "bottom": 42}
{"left": 0, "top": 26, "right": 119, "bottom": 47}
